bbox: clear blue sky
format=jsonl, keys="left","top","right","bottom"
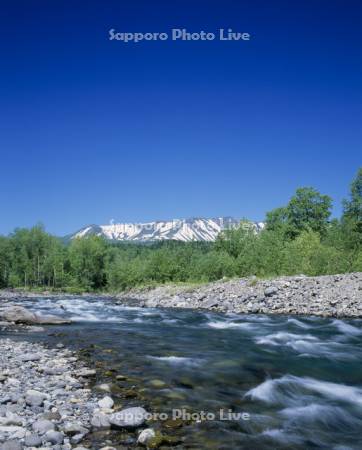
{"left": 1, "top": 0, "right": 361, "bottom": 236}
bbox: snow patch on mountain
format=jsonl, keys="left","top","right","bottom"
{"left": 71, "top": 218, "right": 264, "bottom": 243}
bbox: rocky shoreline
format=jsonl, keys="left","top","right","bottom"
{"left": 116, "top": 272, "right": 362, "bottom": 318}
{"left": 0, "top": 338, "right": 163, "bottom": 450}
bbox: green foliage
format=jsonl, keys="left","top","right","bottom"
{"left": 266, "top": 187, "right": 332, "bottom": 237}
{"left": 69, "top": 236, "right": 108, "bottom": 290}
{"left": 190, "top": 251, "right": 236, "bottom": 281}
{"left": 0, "top": 169, "right": 361, "bottom": 292}
{"left": 343, "top": 168, "right": 362, "bottom": 224}
{"left": 341, "top": 168, "right": 362, "bottom": 253}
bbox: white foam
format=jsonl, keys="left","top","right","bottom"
{"left": 245, "top": 375, "right": 362, "bottom": 407}
{"left": 148, "top": 356, "right": 201, "bottom": 367}
{"left": 256, "top": 332, "right": 355, "bottom": 360}
{"left": 260, "top": 428, "right": 302, "bottom": 444}
{"left": 287, "top": 318, "right": 311, "bottom": 329}
{"left": 279, "top": 402, "right": 362, "bottom": 433}
{"left": 207, "top": 321, "right": 255, "bottom": 330}
{"left": 256, "top": 332, "right": 318, "bottom": 346}
{"left": 332, "top": 320, "right": 362, "bottom": 336}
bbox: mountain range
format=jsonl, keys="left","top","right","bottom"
{"left": 69, "top": 217, "right": 264, "bottom": 242}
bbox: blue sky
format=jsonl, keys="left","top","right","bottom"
{"left": 0, "top": 0, "right": 361, "bottom": 235}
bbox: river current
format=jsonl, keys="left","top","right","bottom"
{"left": 4, "top": 296, "right": 362, "bottom": 449}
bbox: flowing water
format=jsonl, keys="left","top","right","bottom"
{"left": 3, "top": 296, "right": 362, "bottom": 449}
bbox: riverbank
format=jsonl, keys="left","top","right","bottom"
{"left": 0, "top": 338, "right": 163, "bottom": 449}
{"left": 2, "top": 272, "right": 362, "bottom": 319}
{"left": 0, "top": 338, "right": 97, "bottom": 449}
{"left": 116, "top": 272, "right": 362, "bottom": 318}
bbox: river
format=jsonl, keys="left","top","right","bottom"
{"left": 3, "top": 296, "right": 362, "bottom": 449}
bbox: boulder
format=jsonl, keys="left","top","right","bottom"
{"left": 109, "top": 407, "right": 148, "bottom": 428}
{"left": 33, "top": 314, "right": 71, "bottom": 325}
{"left": 1, "top": 306, "right": 36, "bottom": 323}
{"left": 0, "top": 306, "right": 70, "bottom": 325}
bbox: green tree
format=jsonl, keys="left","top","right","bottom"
{"left": 266, "top": 187, "right": 332, "bottom": 238}
{"left": 341, "top": 168, "right": 362, "bottom": 256}
{"left": 69, "top": 236, "right": 108, "bottom": 290}
{"left": 265, "top": 207, "right": 288, "bottom": 232}
{"left": 343, "top": 168, "right": 362, "bottom": 224}
{"left": 0, "top": 237, "right": 11, "bottom": 288}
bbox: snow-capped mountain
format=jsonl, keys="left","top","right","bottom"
{"left": 70, "top": 218, "right": 264, "bottom": 242}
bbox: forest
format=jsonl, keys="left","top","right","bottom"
{"left": 0, "top": 168, "right": 361, "bottom": 293}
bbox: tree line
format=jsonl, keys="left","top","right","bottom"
{"left": 0, "top": 168, "right": 361, "bottom": 292}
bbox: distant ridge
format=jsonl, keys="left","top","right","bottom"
{"left": 69, "top": 217, "right": 264, "bottom": 242}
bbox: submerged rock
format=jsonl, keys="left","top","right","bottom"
{"left": 138, "top": 428, "right": 156, "bottom": 446}
{"left": 149, "top": 379, "right": 166, "bottom": 389}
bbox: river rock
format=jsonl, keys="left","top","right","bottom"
{"left": 20, "top": 353, "right": 41, "bottom": 362}
{"left": 203, "top": 298, "right": 219, "bottom": 308}
{"left": 25, "top": 390, "right": 47, "bottom": 407}
{"left": 75, "top": 369, "right": 96, "bottom": 377}
{"left": 98, "top": 396, "right": 114, "bottom": 409}
{"left": 62, "top": 421, "right": 89, "bottom": 436}
{"left": 0, "top": 441, "right": 23, "bottom": 450}
{"left": 0, "top": 413, "right": 23, "bottom": 426}
{"left": 91, "top": 412, "right": 110, "bottom": 428}
{"left": 264, "top": 286, "right": 278, "bottom": 297}
{"left": 0, "top": 306, "right": 70, "bottom": 325}
{"left": 149, "top": 379, "right": 166, "bottom": 389}
{"left": 95, "top": 383, "right": 112, "bottom": 392}
{"left": 34, "top": 314, "right": 71, "bottom": 325}
{"left": 1, "top": 306, "right": 36, "bottom": 323}
{"left": 24, "top": 434, "right": 42, "bottom": 447}
{"left": 109, "top": 407, "right": 148, "bottom": 428}
{"left": 44, "top": 430, "right": 64, "bottom": 444}
{"left": 32, "top": 419, "right": 55, "bottom": 434}
{"left": 138, "top": 428, "right": 156, "bottom": 445}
